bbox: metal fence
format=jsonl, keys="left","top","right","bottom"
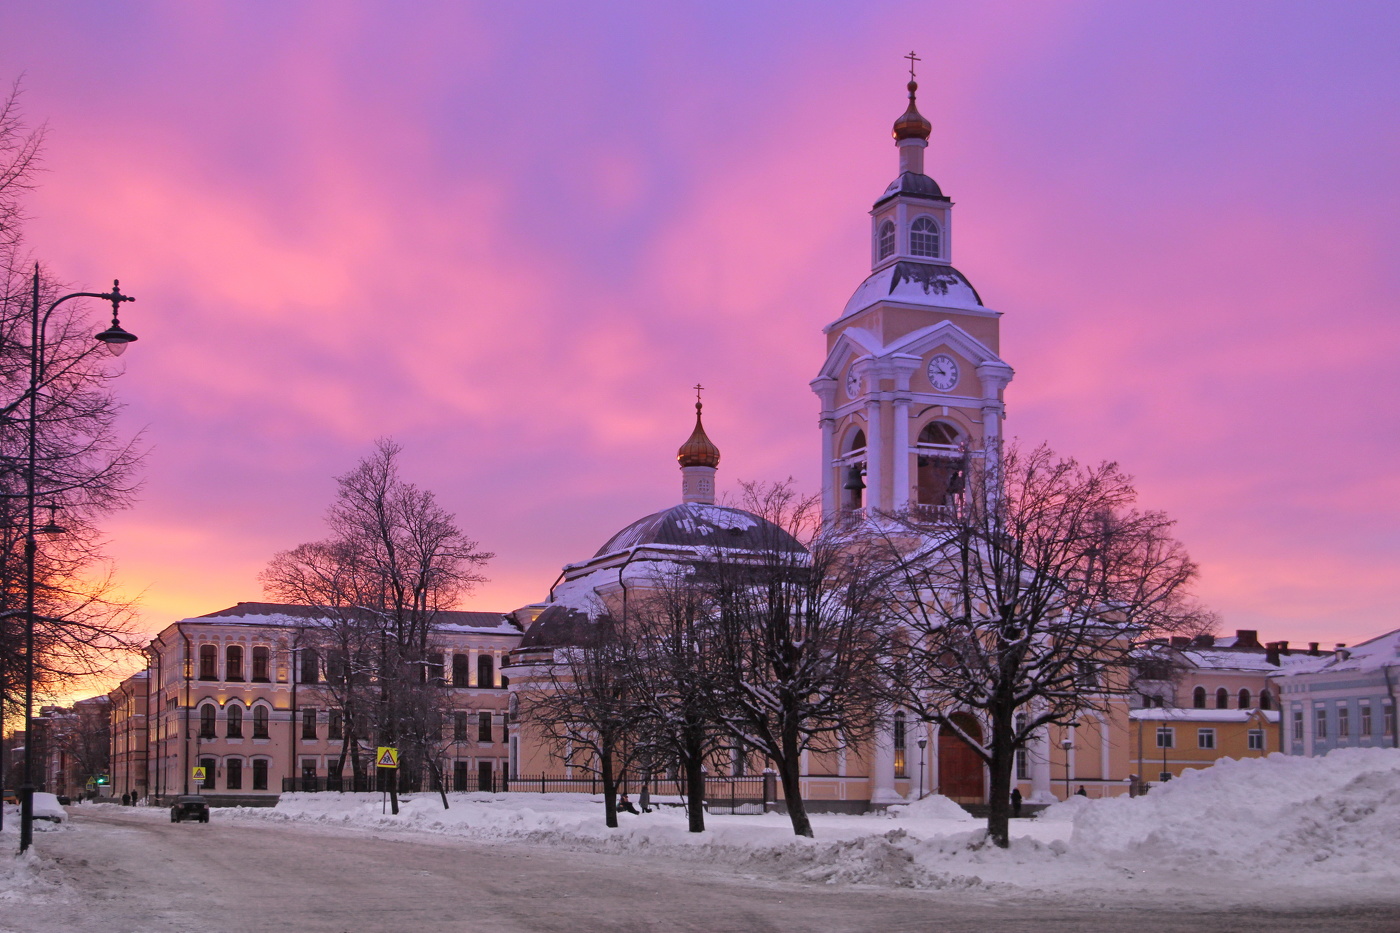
{"left": 282, "top": 771, "right": 777, "bottom": 807}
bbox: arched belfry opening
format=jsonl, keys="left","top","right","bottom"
{"left": 842, "top": 429, "right": 867, "bottom": 510}
{"left": 915, "top": 421, "right": 966, "bottom": 510}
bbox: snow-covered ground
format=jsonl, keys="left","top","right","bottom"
{"left": 205, "top": 747, "right": 1400, "bottom": 905}
{"left": 6, "top": 748, "right": 1400, "bottom": 911}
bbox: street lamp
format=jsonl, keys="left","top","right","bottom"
{"left": 19, "top": 264, "right": 136, "bottom": 853}
{"left": 916, "top": 736, "right": 927, "bottom": 801}
{"left": 1060, "top": 734, "right": 1074, "bottom": 801}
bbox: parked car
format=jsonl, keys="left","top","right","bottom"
{"left": 55, "top": 795, "right": 71, "bottom": 806}
{"left": 170, "top": 795, "right": 209, "bottom": 823}
{"left": 32, "top": 792, "right": 67, "bottom": 823}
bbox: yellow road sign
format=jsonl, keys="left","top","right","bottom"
{"left": 192, "top": 767, "right": 207, "bottom": 781}
{"left": 375, "top": 746, "right": 399, "bottom": 769}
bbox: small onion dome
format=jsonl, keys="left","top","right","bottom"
{"left": 677, "top": 401, "right": 721, "bottom": 468}
{"left": 893, "top": 80, "right": 932, "bottom": 142}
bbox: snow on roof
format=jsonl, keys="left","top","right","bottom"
{"left": 185, "top": 601, "right": 520, "bottom": 636}
{"left": 1180, "top": 649, "right": 1283, "bottom": 672}
{"left": 1276, "top": 627, "right": 1400, "bottom": 677}
{"left": 840, "top": 261, "right": 984, "bottom": 319}
{"left": 1130, "top": 708, "right": 1279, "bottom": 723}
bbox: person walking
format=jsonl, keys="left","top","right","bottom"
{"left": 1010, "top": 787, "right": 1023, "bottom": 818}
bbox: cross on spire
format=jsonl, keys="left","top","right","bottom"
{"left": 693, "top": 383, "right": 704, "bottom": 406}
{"left": 904, "top": 50, "right": 920, "bottom": 81}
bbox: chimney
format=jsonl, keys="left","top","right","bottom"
{"left": 1192, "top": 634, "right": 1215, "bottom": 647}
{"left": 1234, "top": 629, "right": 1261, "bottom": 648}
{"left": 1334, "top": 646, "right": 1351, "bottom": 662}
{"left": 1308, "top": 642, "right": 1320, "bottom": 656}
{"left": 1265, "top": 642, "right": 1280, "bottom": 666}
{"left": 1170, "top": 636, "right": 1190, "bottom": 647}
{"left": 1278, "top": 640, "right": 1290, "bottom": 655}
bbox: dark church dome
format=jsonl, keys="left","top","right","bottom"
{"left": 592, "top": 503, "right": 806, "bottom": 558}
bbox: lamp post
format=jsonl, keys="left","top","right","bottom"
{"left": 1060, "top": 736, "right": 1073, "bottom": 801}
{"left": 19, "top": 264, "right": 136, "bottom": 853}
{"left": 916, "top": 736, "right": 927, "bottom": 800}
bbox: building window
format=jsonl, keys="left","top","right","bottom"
{"left": 1315, "top": 705, "right": 1327, "bottom": 740}
{"left": 1260, "top": 690, "right": 1272, "bottom": 711}
{"left": 1248, "top": 729, "right": 1265, "bottom": 751}
{"left": 299, "top": 648, "right": 319, "bottom": 684}
{"left": 1014, "top": 713, "right": 1027, "bottom": 779}
{"left": 454, "top": 711, "right": 469, "bottom": 742}
{"left": 328, "top": 709, "right": 343, "bottom": 741}
{"left": 1197, "top": 728, "right": 1216, "bottom": 750}
{"left": 1193, "top": 687, "right": 1206, "bottom": 709}
{"left": 877, "top": 220, "right": 895, "bottom": 260}
{"left": 1361, "top": 701, "right": 1372, "bottom": 737}
{"left": 1385, "top": 702, "right": 1395, "bottom": 737}
{"left": 1216, "top": 688, "right": 1229, "bottom": 709}
{"left": 252, "top": 758, "right": 269, "bottom": 791}
{"left": 1155, "top": 726, "right": 1174, "bottom": 749}
{"left": 252, "top": 705, "right": 270, "bottom": 739}
{"left": 227, "top": 705, "right": 243, "bottom": 739}
{"left": 910, "top": 216, "right": 940, "bottom": 257}
{"left": 226, "top": 758, "right": 243, "bottom": 790}
{"left": 1293, "top": 709, "right": 1304, "bottom": 741}
{"left": 1338, "top": 706, "right": 1350, "bottom": 739}
{"left": 302, "top": 708, "right": 317, "bottom": 740}
{"left": 478, "top": 712, "right": 493, "bottom": 744}
{"left": 326, "top": 650, "right": 347, "bottom": 685}
{"left": 252, "top": 646, "right": 271, "bottom": 682}
{"left": 478, "top": 655, "right": 495, "bottom": 688}
{"left": 201, "top": 757, "right": 216, "bottom": 789}
{"left": 893, "top": 712, "right": 907, "bottom": 779}
{"left": 1238, "top": 688, "right": 1251, "bottom": 709}
{"left": 226, "top": 645, "right": 244, "bottom": 682}
{"left": 453, "top": 654, "right": 470, "bottom": 688}
{"left": 199, "top": 645, "right": 218, "bottom": 681}
{"left": 199, "top": 704, "right": 217, "bottom": 739}
{"left": 454, "top": 760, "right": 470, "bottom": 791}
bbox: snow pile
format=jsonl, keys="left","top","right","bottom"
{"left": 886, "top": 793, "right": 973, "bottom": 822}
{"left": 1070, "top": 747, "right": 1400, "bottom": 877}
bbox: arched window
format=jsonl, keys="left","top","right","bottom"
{"left": 1238, "top": 688, "right": 1251, "bottom": 709}
{"left": 199, "top": 645, "right": 218, "bottom": 681}
{"left": 910, "top": 216, "right": 940, "bottom": 258}
{"left": 916, "top": 423, "right": 964, "bottom": 508}
{"left": 1216, "top": 688, "right": 1229, "bottom": 709}
{"left": 226, "top": 645, "right": 244, "bottom": 682}
{"left": 877, "top": 220, "right": 896, "bottom": 260}
{"left": 893, "top": 712, "right": 907, "bottom": 778}
{"left": 299, "top": 648, "right": 319, "bottom": 684}
{"left": 452, "top": 654, "right": 470, "bottom": 687}
{"left": 845, "top": 429, "right": 866, "bottom": 454}
{"left": 1260, "top": 690, "right": 1272, "bottom": 711}
{"left": 1192, "top": 686, "right": 1206, "bottom": 709}
{"left": 227, "top": 704, "right": 243, "bottom": 739}
{"left": 199, "top": 704, "right": 217, "bottom": 739}
{"left": 478, "top": 654, "right": 495, "bottom": 688}
{"left": 251, "top": 646, "right": 271, "bottom": 682}
{"left": 252, "top": 705, "right": 270, "bottom": 739}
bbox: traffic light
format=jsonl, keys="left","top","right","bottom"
{"left": 94, "top": 774, "right": 110, "bottom": 785}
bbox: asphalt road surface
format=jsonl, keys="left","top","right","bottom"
{"left": 7, "top": 807, "right": 1399, "bottom": 933}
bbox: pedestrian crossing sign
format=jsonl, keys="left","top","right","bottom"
{"left": 375, "top": 746, "right": 399, "bottom": 769}
{"left": 192, "top": 767, "right": 207, "bottom": 782}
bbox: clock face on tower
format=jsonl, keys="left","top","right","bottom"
{"left": 845, "top": 369, "right": 861, "bottom": 399}
{"left": 927, "top": 354, "right": 960, "bottom": 392}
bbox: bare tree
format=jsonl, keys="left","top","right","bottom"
{"left": 0, "top": 80, "right": 142, "bottom": 720}
{"left": 517, "top": 614, "right": 643, "bottom": 828}
{"left": 699, "top": 481, "right": 887, "bottom": 838}
{"left": 262, "top": 439, "right": 492, "bottom": 812}
{"left": 52, "top": 697, "right": 110, "bottom": 794}
{"left": 870, "top": 442, "right": 1213, "bottom": 847}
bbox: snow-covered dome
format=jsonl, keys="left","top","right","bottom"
{"left": 593, "top": 503, "right": 805, "bottom": 558}
{"left": 841, "top": 260, "right": 983, "bottom": 318}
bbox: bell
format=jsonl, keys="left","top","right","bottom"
{"left": 843, "top": 464, "right": 866, "bottom": 491}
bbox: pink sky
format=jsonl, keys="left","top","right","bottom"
{"left": 3, "top": 1, "right": 1397, "bottom": 668}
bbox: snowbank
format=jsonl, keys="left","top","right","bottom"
{"left": 213, "top": 749, "right": 1400, "bottom": 905}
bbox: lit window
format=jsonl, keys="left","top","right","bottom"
{"left": 910, "top": 216, "right": 940, "bottom": 257}
{"left": 893, "top": 712, "right": 907, "bottom": 779}
{"left": 878, "top": 220, "right": 895, "bottom": 259}
{"left": 1197, "top": 728, "right": 1216, "bottom": 750}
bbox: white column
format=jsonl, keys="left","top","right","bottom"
{"left": 864, "top": 397, "right": 884, "bottom": 512}
{"left": 811, "top": 378, "right": 838, "bottom": 518}
{"left": 870, "top": 720, "right": 901, "bottom": 805}
{"left": 1029, "top": 724, "right": 1054, "bottom": 803}
{"left": 892, "top": 397, "right": 911, "bottom": 511}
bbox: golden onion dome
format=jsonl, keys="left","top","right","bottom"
{"left": 893, "top": 80, "right": 932, "bottom": 142}
{"left": 677, "top": 401, "right": 721, "bottom": 469}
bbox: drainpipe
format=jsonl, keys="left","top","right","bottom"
{"left": 290, "top": 629, "right": 302, "bottom": 790}
{"left": 179, "top": 626, "right": 192, "bottom": 795}
{"left": 151, "top": 644, "right": 162, "bottom": 800}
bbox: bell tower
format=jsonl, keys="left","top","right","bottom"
{"left": 812, "top": 59, "right": 1013, "bottom": 519}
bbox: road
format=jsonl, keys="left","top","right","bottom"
{"left": 6, "top": 807, "right": 1399, "bottom": 933}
